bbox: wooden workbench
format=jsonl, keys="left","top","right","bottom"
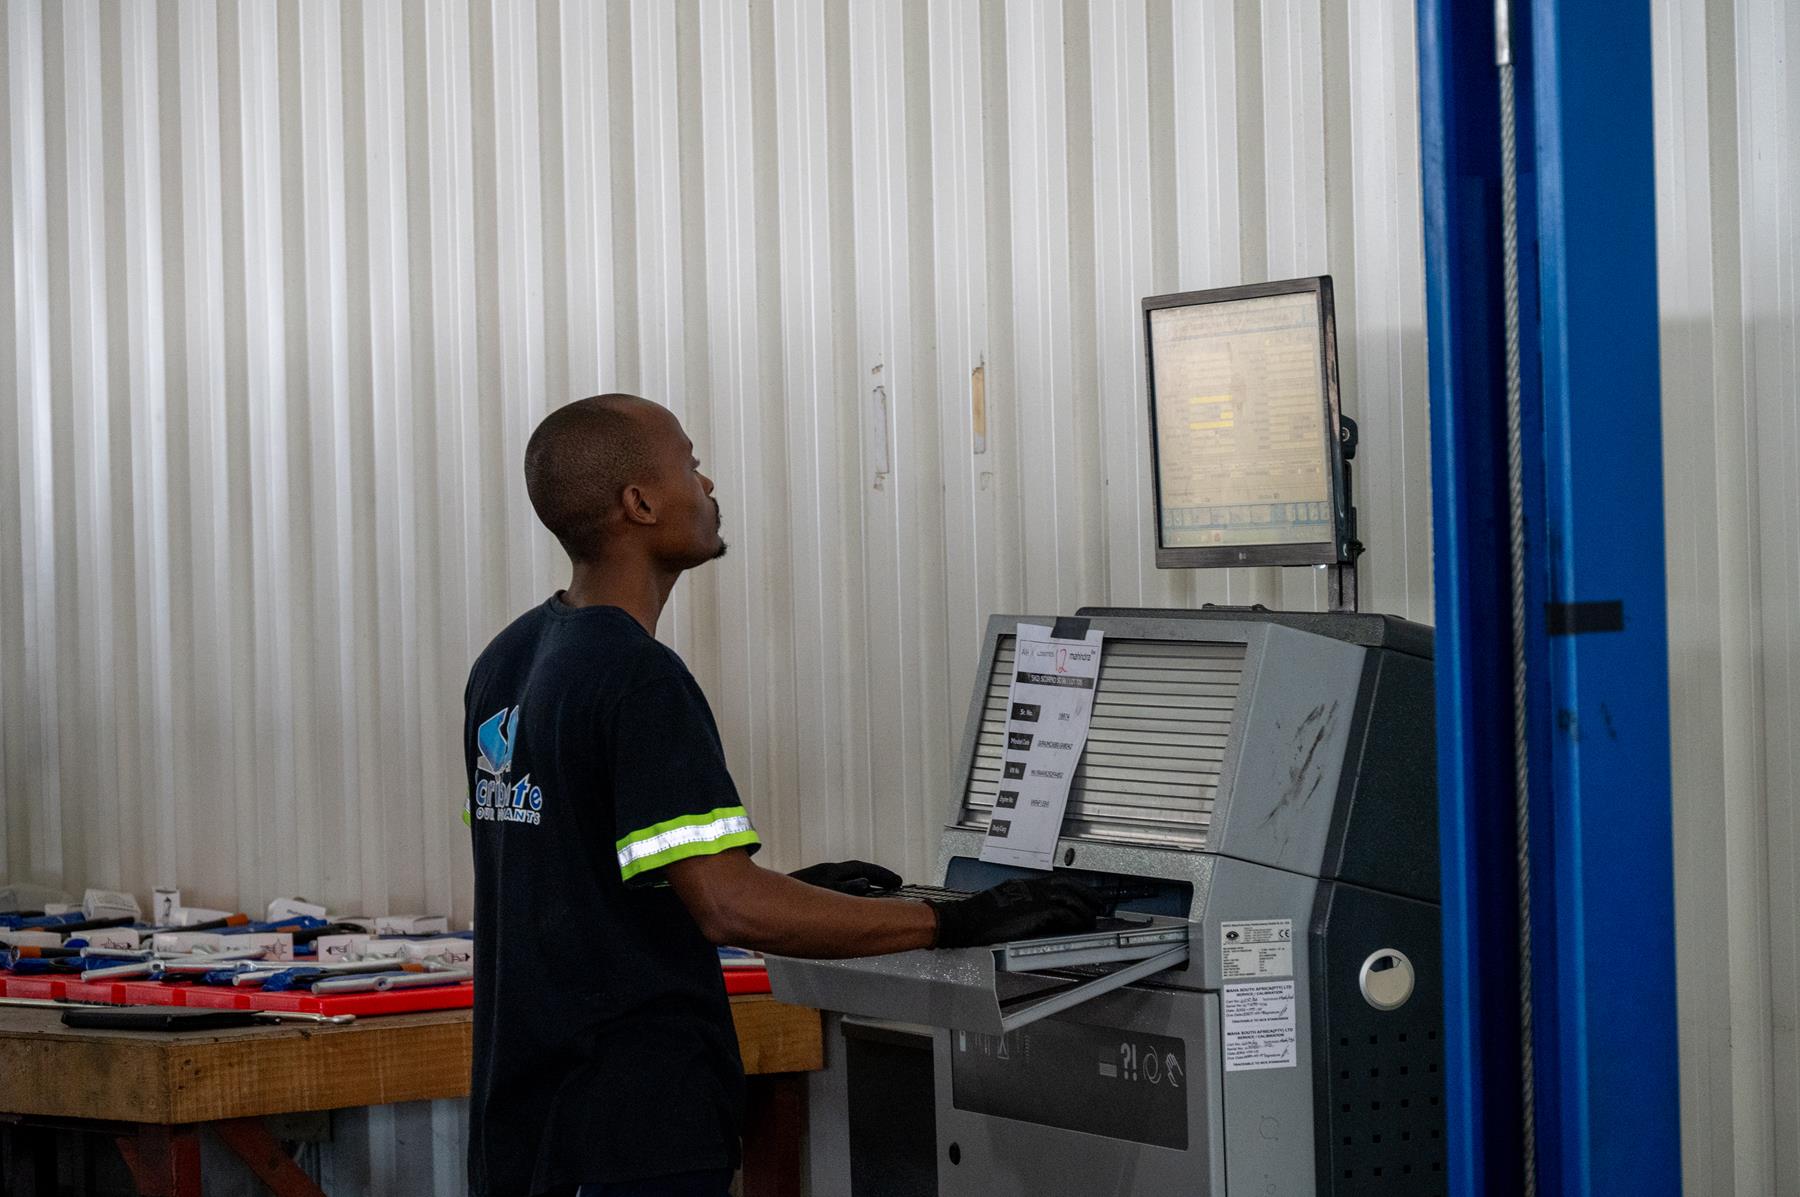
{"left": 0, "top": 996, "right": 822, "bottom": 1195}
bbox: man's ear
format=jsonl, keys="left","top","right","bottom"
{"left": 620, "top": 482, "right": 657, "bottom": 527}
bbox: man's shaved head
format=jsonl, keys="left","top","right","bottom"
{"left": 524, "top": 394, "right": 663, "bottom": 562}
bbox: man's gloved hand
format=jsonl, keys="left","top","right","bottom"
{"left": 787, "top": 860, "right": 904, "bottom": 896}
{"left": 927, "top": 878, "right": 1107, "bottom": 948}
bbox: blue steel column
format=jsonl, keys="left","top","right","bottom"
{"left": 1415, "top": 3, "right": 1527, "bottom": 1193}
{"left": 1529, "top": 1, "right": 1682, "bottom": 1192}
{"left": 1419, "top": 1, "right": 1682, "bottom": 1194}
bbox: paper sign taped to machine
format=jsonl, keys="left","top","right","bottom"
{"left": 1221, "top": 919, "right": 1293, "bottom": 979}
{"left": 978, "top": 623, "right": 1106, "bottom": 870}
{"left": 1223, "top": 981, "right": 1299, "bottom": 1072}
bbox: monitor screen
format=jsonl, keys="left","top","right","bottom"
{"left": 1143, "top": 278, "right": 1347, "bottom": 568}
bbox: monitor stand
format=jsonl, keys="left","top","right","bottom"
{"left": 1327, "top": 415, "right": 1363, "bottom": 613}
{"left": 1328, "top": 558, "right": 1359, "bottom": 613}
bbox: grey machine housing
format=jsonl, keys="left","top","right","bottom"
{"left": 766, "top": 608, "right": 1440, "bottom": 1196}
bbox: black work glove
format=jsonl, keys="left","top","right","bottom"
{"left": 927, "top": 878, "right": 1107, "bottom": 949}
{"left": 787, "top": 860, "right": 904, "bottom": 896}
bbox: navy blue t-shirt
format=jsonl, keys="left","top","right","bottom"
{"left": 464, "top": 597, "right": 761, "bottom": 1197}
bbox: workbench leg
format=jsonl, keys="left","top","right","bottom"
{"left": 211, "top": 1119, "right": 327, "bottom": 1197}
{"left": 740, "top": 1074, "right": 804, "bottom": 1197}
{"left": 116, "top": 1125, "right": 203, "bottom": 1197}
{"left": 13, "top": 1126, "right": 59, "bottom": 1197}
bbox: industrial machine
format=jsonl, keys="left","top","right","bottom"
{"left": 768, "top": 279, "right": 1442, "bottom": 1195}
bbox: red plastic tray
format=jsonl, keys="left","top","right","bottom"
{"left": 0, "top": 971, "right": 474, "bottom": 1016}
{"left": 2, "top": 964, "right": 769, "bottom": 1010}
{"left": 723, "top": 966, "right": 770, "bottom": 996}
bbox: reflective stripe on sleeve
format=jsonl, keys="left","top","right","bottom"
{"left": 615, "top": 806, "right": 760, "bottom": 881}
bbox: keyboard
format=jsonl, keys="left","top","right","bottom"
{"left": 889, "top": 884, "right": 975, "bottom": 903}
{"left": 888, "top": 884, "right": 1150, "bottom": 933}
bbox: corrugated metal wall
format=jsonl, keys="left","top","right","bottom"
{"left": 0, "top": 0, "right": 1789, "bottom": 1194}
{"left": 1653, "top": 0, "right": 1800, "bottom": 1192}
{"left": 0, "top": 0, "right": 1430, "bottom": 931}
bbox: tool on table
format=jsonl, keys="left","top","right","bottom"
{"left": 37, "top": 915, "right": 137, "bottom": 935}
{"left": 61, "top": 1007, "right": 269, "bottom": 1032}
{"left": 229, "top": 959, "right": 424, "bottom": 991}
{"left": 153, "top": 912, "right": 251, "bottom": 933}
{"left": 76, "top": 947, "right": 270, "bottom": 982}
{"left": 3, "top": 955, "right": 100, "bottom": 975}
{"left": 151, "top": 957, "right": 267, "bottom": 980}
{"left": 77, "top": 959, "right": 156, "bottom": 980}
{"left": 310, "top": 967, "right": 472, "bottom": 994}
{"left": 288, "top": 921, "right": 367, "bottom": 947}
{"left": 1, "top": 911, "right": 93, "bottom": 931}
{"left": 0, "top": 946, "right": 153, "bottom": 975}
{"left": 0, "top": 995, "right": 355, "bottom": 1025}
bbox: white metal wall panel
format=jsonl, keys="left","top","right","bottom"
{"left": 628, "top": 0, "right": 697, "bottom": 660}
{"left": 1651, "top": 0, "right": 1800, "bottom": 1192}
{"left": 1167, "top": 1, "right": 1277, "bottom": 610}
{"left": 1089, "top": 0, "right": 1169, "bottom": 611}
{"left": 489, "top": 0, "right": 553, "bottom": 604}
{"left": 1006, "top": 0, "right": 1098, "bottom": 615}
{"left": 296, "top": 0, "right": 357, "bottom": 912}
{"left": 1734, "top": 0, "right": 1800, "bottom": 1190}
{"left": 240, "top": 0, "right": 293, "bottom": 907}
{"left": 6, "top": 0, "right": 61, "bottom": 882}
{"left": 1260, "top": 1, "right": 1331, "bottom": 615}
{"left": 62, "top": 0, "right": 120, "bottom": 887}
{"left": 365, "top": 0, "right": 430, "bottom": 924}
{"left": 771, "top": 0, "right": 852, "bottom": 866}
{"left": 926, "top": 0, "right": 995, "bottom": 671}
{"left": 62, "top": 1, "right": 1800, "bottom": 1193}
{"left": 1345, "top": 0, "right": 1431, "bottom": 622}
{"left": 120, "top": 0, "right": 178, "bottom": 895}
{"left": 848, "top": 0, "right": 942, "bottom": 882}
{"left": 1654, "top": 6, "right": 1763, "bottom": 1194}
{"left": 559, "top": 0, "right": 616, "bottom": 401}
{"left": 177, "top": 0, "right": 243, "bottom": 911}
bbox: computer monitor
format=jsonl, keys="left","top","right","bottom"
{"left": 1143, "top": 277, "right": 1353, "bottom": 569}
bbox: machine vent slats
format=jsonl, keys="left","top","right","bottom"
{"left": 972, "top": 761, "right": 1222, "bottom": 791}
{"left": 991, "top": 715, "right": 1236, "bottom": 740}
{"left": 973, "top": 739, "right": 1228, "bottom": 768}
{"left": 960, "top": 636, "right": 1246, "bottom": 848}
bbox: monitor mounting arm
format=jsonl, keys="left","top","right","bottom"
{"left": 1328, "top": 415, "right": 1365, "bottom": 613}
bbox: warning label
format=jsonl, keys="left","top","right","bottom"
{"left": 1221, "top": 918, "right": 1294, "bottom": 979}
{"left": 1223, "top": 981, "right": 1298, "bottom": 1072}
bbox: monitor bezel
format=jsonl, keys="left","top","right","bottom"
{"left": 1142, "top": 275, "right": 1351, "bottom": 570}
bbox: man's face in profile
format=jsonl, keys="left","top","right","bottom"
{"left": 638, "top": 406, "right": 727, "bottom": 570}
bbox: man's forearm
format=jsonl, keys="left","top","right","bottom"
{"left": 665, "top": 849, "right": 938, "bottom": 957}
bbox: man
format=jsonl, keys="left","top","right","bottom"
{"left": 465, "top": 394, "right": 1103, "bottom": 1197}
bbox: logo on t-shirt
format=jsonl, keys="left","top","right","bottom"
{"left": 472, "top": 705, "right": 544, "bottom": 826}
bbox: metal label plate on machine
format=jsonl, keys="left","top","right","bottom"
{"left": 1219, "top": 917, "right": 1293, "bottom": 979}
